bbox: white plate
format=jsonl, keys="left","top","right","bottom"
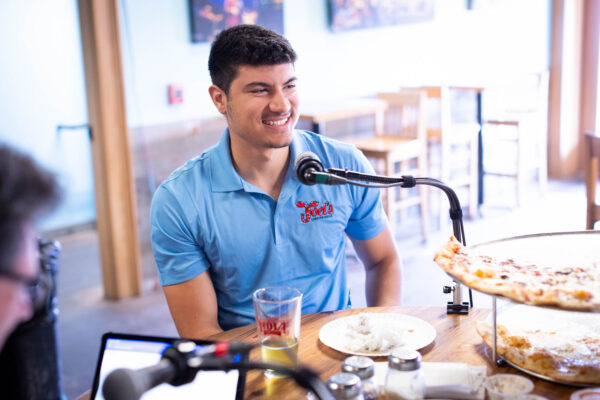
{"left": 318, "top": 313, "right": 436, "bottom": 356}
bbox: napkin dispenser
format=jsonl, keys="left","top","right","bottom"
{"left": 374, "top": 361, "right": 486, "bottom": 400}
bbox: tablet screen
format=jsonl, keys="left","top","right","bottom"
{"left": 90, "top": 333, "right": 245, "bottom": 400}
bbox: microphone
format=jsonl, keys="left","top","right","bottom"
{"left": 102, "top": 341, "right": 254, "bottom": 400}
{"left": 294, "top": 154, "right": 472, "bottom": 314}
{"left": 294, "top": 152, "right": 346, "bottom": 185}
{"left": 102, "top": 359, "right": 175, "bottom": 400}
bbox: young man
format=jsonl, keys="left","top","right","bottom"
{"left": 150, "top": 24, "right": 401, "bottom": 338}
{"left": 0, "top": 145, "right": 60, "bottom": 349}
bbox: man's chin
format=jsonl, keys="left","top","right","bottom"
{"left": 267, "top": 130, "right": 294, "bottom": 149}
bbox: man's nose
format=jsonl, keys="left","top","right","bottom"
{"left": 269, "top": 90, "right": 291, "bottom": 113}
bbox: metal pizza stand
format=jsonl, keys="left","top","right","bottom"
{"left": 457, "top": 230, "right": 600, "bottom": 387}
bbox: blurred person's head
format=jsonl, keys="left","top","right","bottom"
{"left": 0, "top": 145, "right": 60, "bottom": 348}
{"left": 208, "top": 24, "right": 297, "bottom": 95}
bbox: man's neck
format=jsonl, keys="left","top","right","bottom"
{"left": 229, "top": 139, "right": 290, "bottom": 201}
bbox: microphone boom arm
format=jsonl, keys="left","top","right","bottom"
{"left": 323, "top": 168, "right": 472, "bottom": 314}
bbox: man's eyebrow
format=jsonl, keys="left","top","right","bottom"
{"left": 243, "top": 77, "right": 297, "bottom": 90}
{"left": 244, "top": 81, "right": 270, "bottom": 89}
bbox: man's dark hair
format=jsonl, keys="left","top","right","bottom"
{"left": 0, "top": 144, "right": 60, "bottom": 271}
{"left": 208, "top": 24, "right": 297, "bottom": 94}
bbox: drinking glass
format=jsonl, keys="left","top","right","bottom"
{"left": 252, "top": 286, "right": 302, "bottom": 378}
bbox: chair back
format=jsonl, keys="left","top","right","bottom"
{"left": 484, "top": 71, "right": 549, "bottom": 123}
{"left": 377, "top": 89, "right": 427, "bottom": 142}
{"left": 585, "top": 131, "right": 600, "bottom": 229}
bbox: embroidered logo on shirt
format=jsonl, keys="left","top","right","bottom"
{"left": 296, "top": 201, "right": 334, "bottom": 223}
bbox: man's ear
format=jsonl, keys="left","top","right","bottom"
{"left": 208, "top": 85, "right": 227, "bottom": 115}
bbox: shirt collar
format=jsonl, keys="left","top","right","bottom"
{"left": 277, "top": 130, "right": 310, "bottom": 203}
{"left": 210, "top": 129, "right": 311, "bottom": 194}
{"left": 210, "top": 129, "right": 244, "bottom": 193}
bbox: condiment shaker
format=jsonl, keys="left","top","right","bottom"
{"left": 342, "top": 355, "right": 379, "bottom": 400}
{"left": 327, "top": 372, "right": 364, "bottom": 400}
{"left": 384, "top": 348, "right": 425, "bottom": 400}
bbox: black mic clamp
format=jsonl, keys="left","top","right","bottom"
{"left": 163, "top": 341, "right": 200, "bottom": 386}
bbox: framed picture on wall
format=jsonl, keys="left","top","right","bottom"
{"left": 328, "top": 0, "right": 434, "bottom": 32}
{"left": 189, "top": 0, "right": 284, "bottom": 43}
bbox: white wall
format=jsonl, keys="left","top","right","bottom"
{"left": 120, "top": 0, "right": 551, "bottom": 128}
{"left": 0, "top": 1, "right": 93, "bottom": 231}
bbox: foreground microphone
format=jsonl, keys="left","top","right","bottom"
{"left": 295, "top": 151, "right": 324, "bottom": 185}
{"left": 102, "top": 341, "right": 253, "bottom": 400}
{"left": 294, "top": 152, "right": 346, "bottom": 185}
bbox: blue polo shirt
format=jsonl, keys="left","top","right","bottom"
{"left": 150, "top": 129, "right": 386, "bottom": 330}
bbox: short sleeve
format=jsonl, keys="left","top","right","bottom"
{"left": 344, "top": 146, "right": 388, "bottom": 240}
{"left": 150, "top": 185, "right": 210, "bottom": 286}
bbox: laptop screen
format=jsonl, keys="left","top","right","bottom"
{"left": 91, "top": 333, "right": 246, "bottom": 400}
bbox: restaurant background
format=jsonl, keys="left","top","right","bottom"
{"left": 1, "top": 0, "right": 592, "bottom": 399}
{"left": 0, "top": 0, "right": 550, "bottom": 233}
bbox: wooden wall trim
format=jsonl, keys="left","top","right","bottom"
{"left": 580, "top": 0, "right": 600, "bottom": 164}
{"left": 548, "top": 0, "right": 585, "bottom": 178}
{"left": 548, "top": 0, "right": 563, "bottom": 178}
{"left": 78, "top": 0, "right": 142, "bottom": 299}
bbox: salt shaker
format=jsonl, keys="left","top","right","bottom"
{"left": 342, "top": 356, "right": 379, "bottom": 400}
{"left": 384, "top": 348, "right": 425, "bottom": 400}
{"left": 327, "top": 372, "right": 364, "bottom": 400}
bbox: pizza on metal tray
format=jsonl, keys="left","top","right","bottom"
{"left": 476, "top": 320, "right": 600, "bottom": 384}
{"left": 433, "top": 236, "right": 600, "bottom": 311}
{"left": 434, "top": 237, "right": 600, "bottom": 384}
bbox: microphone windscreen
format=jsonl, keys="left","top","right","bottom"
{"left": 102, "top": 368, "right": 147, "bottom": 400}
{"left": 295, "top": 151, "right": 325, "bottom": 185}
{"left": 294, "top": 151, "right": 321, "bottom": 171}
{"left": 102, "top": 359, "right": 175, "bottom": 400}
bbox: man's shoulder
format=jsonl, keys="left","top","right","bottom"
{"left": 151, "top": 148, "right": 217, "bottom": 219}
{"left": 160, "top": 148, "right": 214, "bottom": 189}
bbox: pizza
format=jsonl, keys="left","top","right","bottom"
{"left": 433, "top": 236, "right": 600, "bottom": 311}
{"left": 475, "top": 304, "right": 600, "bottom": 384}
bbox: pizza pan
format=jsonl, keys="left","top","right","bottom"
{"left": 470, "top": 230, "right": 600, "bottom": 267}
{"left": 499, "top": 358, "right": 594, "bottom": 388}
{"left": 448, "top": 230, "right": 600, "bottom": 312}
{"left": 487, "top": 303, "right": 600, "bottom": 387}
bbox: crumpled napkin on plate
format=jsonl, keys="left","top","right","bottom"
{"left": 374, "top": 361, "right": 486, "bottom": 400}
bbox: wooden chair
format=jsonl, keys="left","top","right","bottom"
{"left": 419, "top": 86, "right": 480, "bottom": 226}
{"left": 585, "top": 131, "right": 600, "bottom": 229}
{"left": 482, "top": 72, "right": 549, "bottom": 207}
{"left": 344, "top": 90, "right": 429, "bottom": 240}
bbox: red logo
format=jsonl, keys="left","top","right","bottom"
{"left": 295, "top": 200, "right": 334, "bottom": 223}
{"left": 258, "top": 318, "right": 289, "bottom": 336}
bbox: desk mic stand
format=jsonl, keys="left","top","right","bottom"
{"left": 318, "top": 168, "right": 472, "bottom": 314}
{"left": 103, "top": 341, "right": 334, "bottom": 400}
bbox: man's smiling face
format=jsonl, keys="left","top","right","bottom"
{"left": 216, "top": 63, "right": 299, "bottom": 150}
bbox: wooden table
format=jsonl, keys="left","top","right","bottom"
{"left": 299, "top": 98, "right": 388, "bottom": 135}
{"left": 208, "top": 306, "right": 578, "bottom": 399}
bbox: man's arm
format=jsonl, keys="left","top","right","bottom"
{"left": 350, "top": 225, "right": 401, "bottom": 306}
{"left": 162, "top": 270, "right": 223, "bottom": 339}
